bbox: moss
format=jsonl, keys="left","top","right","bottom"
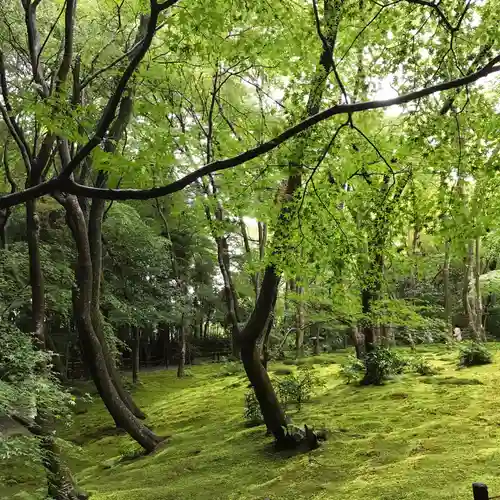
{"left": 5, "top": 346, "right": 500, "bottom": 499}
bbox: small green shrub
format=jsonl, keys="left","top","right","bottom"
{"left": 275, "top": 367, "right": 324, "bottom": 410}
{"left": 243, "top": 390, "right": 263, "bottom": 426}
{"left": 459, "top": 342, "right": 493, "bottom": 367}
{"left": 217, "top": 361, "right": 243, "bottom": 377}
{"left": 363, "top": 348, "right": 411, "bottom": 385}
{"left": 339, "top": 355, "right": 365, "bottom": 384}
{"left": 411, "top": 356, "right": 437, "bottom": 376}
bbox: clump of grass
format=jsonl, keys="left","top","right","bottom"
{"left": 216, "top": 361, "right": 243, "bottom": 377}
{"left": 411, "top": 356, "right": 438, "bottom": 376}
{"left": 458, "top": 342, "right": 493, "bottom": 367}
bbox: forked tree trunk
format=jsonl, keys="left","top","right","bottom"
{"left": 63, "top": 195, "right": 161, "bottom": 452}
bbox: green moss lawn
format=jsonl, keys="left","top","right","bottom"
{"left": 5, "top": 345, "right": 500, "bottom": 499}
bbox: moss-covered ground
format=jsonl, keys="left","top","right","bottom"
{"left": 5, "top": 345, "right": 500, "bottom": 500}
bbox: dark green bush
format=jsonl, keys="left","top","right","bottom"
{"left": 341, "top": 347, "right": 411, "bottom": 385}
{"left": 458, "top": 342, "right": 493, "bottom": 367}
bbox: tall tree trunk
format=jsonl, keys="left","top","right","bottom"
{"left": 87, "top": 96, "right": 145, "bottom": 418}
{"left": 177, "top": 321, "right": 187, "bottom": 378}
{"left": 63, "top": 195, "right": 161, "bottom": 452}
{"left": 443, "top": 238, "right": 453, "bottom": 338}
{"left": 474, "top": 235, "right": 485, "bottom": 340}
{"left": 352, "top": 325, "right": 364, "bottom": 359}
{"left": 132, "top": 326, "right": 140, "bottom": 384}
{"left": 295, "top": 283, "right": 305, "bottom": 358}
{"left": 311, "top": 323, "right": 320, "bottom": 355}
{"left": 463, "top": 240, "right": 473, "bottom": 328}
{"left": 240, "top": 266, "right": 287, "bottom": 442}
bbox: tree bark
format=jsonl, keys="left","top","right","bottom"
{"left": 295, "top": 283, "right": 305, "bottom": 358}
{"left": 177, "top": 321, "right": 187, "bottom": 377}
{"left": 132, "top": 326, "right": 140, "bottom": 384}
{"left": 463, "top": 240, "right": 473, "bottom": 328}
{"left": 443, "top": 238, "right": 452, "bottom": 338}
{"left": 87, "top": 96, "right": 145, "bottom": 418}
{"left": 62, "top": 195, "right": 161, "bottom": 452}
{"left": 474, "top": 235, "right": 485, "bottom": 340}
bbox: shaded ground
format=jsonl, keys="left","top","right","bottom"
{"left": 4, "top": 345, "right": 500, "bottom": 499}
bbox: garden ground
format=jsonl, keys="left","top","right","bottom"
{"left": 4, "top": 345, "right": 500, "bottom": 500}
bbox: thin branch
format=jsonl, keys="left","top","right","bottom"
{"left": 59, "top": 0, "right": 180, "bottom": 179}
{"left": 1, "top": 57, "right": 499, "bottom": 209}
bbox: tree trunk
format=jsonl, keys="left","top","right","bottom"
{"left": 87, "top": 96, "right": 145, "bottom": 419}
{"left": 241, "top": 340, "right": 287, "bottom": 439}
{"left": 63, "top": 195, "right": 161, "bottom": 452}
{"left": 15, "top": 414, "right": 84, "bottom": 500}
{"left": 26, "top": 198, "right": 46, "bottom": 346}
{"left": 352, "top": 325, "right": 364, "bottom": 359}
{"left": 443, "top": 239, "right": 453, "bottom": 338}
{"left": 295, "top": 283, "right": 305, "bottom": 358}
{"left": 474, "top": 235, "right": 485, "bottom": 340}
{"left": 132, "top": 327, "right": 140, "bottom": 384}
{"left": 463, "top": 240, "right": 473, "bottom": 328}
{"left": 177, "top": 322, "right": 187, "bottom": 377}
{"left": 311, "top": 323, "right": 320, "bottom": 355}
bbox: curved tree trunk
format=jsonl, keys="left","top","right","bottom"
{"left": 88, "top": 194, "right": 145, "bottom": 418}
{"left": 63, "top": 195, "right": 161, "bottom": 452}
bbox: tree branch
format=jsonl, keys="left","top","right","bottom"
{"left": 0, "top": 56, "right": 499, "bottom": 209}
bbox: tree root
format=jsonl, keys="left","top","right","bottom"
{"left": 274, "top": 424, "right": 328, "bottom": 452}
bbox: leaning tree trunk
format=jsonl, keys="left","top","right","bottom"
{"left": 63, "top": 195, "right": 161, "bottom": 452}
{"left": 240, "top": 266, "right": 288, "bottom": 442}
{"left": 87, "top": 95, "right": 146, "bottom": 419}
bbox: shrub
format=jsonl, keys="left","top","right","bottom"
{"left": 339, "top": 355, "right": 365, "bottom": 384}
{"left": 411, "top": 356, "right": 437, "bottom": 376}
{"left": 342, "top": 347, "right": 410, "bottom": 385}
{"left": 458, "top": 342, "right": 493, "bottom": 367}
{"left": 275, "top": 367, "right": 324, "bottom": 410}
{"left": 243, "top": 390, "right": 263, "bottom": 426}
{"left": 216, "top": 361, "right": 243, "bottom": 377}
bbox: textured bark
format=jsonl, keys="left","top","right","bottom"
{"left": 63, "top": 195, "right": 161, "bottom": 451}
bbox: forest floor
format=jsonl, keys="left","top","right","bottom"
{"left": 5, "top": 344, "right": 500, "bottom": 500}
